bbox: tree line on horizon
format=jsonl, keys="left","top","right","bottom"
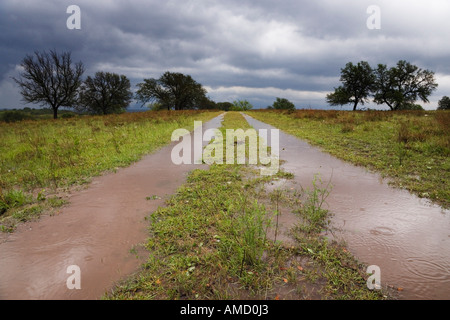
{"left": 10, "top": 50, "right": 450, "bottom": 119}
{"left": 326, "top": 60, "right": 448, "bottom": 111}
{"left": 11, "top": 50, "right": 243, "bottom": 119}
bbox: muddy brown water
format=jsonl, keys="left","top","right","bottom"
{"left": 0, "top": 114, "right": 224, "bottom": 300}
{"left": 2, "top": 113, "right": 448, "bottom": 300}
{"left": 244, "top": 114, "right": 450, "bottom": 300}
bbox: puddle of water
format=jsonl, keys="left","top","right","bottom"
{"left": 0, "top": 114, "right": 224, "bottom": 300}
{"left": 263, "top": 178, "right": 299, "bottom": 246}
{"left": 244, "top": 114, "right": 450, "bottom": 300}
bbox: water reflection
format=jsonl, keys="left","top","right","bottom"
{"left": 244, "top": 114, "right": 450, "bottom": 300}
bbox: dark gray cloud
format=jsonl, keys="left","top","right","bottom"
{"left": 1, "top": 0, "right": 449, "bottom": 110}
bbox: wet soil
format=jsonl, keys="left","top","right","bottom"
{"left": 2, "top": 112, "right": 448, "bottom": 300}
{"left": 244, "top": 114, "right": 450, "bottom": 300}
{"left": 0, "top": 115, "right": 224, "bottom": 300}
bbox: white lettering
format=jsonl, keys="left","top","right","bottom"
{"left": 66, "top": 5, "right": 81, "bottom": 30}
{"left": 366, "top": 5, "right": 381, "bottom": 30}
{"left": 66, "top": 265, "right": 81, "bottom": 289}
{"left": 367, "top": 265, "right": 381, "bottom": 290}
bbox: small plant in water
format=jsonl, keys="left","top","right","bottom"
{"left": 146, "top": 195, "right": 162, "bottom": 200}
{"left": 295, "top": 174, "right": 332, "bottom": 234}
{"left": 226, "top": 194, "right": 271, "bottom": 276}
{"left": 269, "top": 188, "right": 283, "bottom": 243}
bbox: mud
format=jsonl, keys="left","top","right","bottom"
{"left": 0, "top": 114, "right": 224, "bottom": 300}
{"left": 2, "top": 112, "right": 448, "bottom": 300}
{"left": 244, "top": 114, "right": 450, "bottom": 300}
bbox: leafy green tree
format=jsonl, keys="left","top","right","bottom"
{"left": 270, "top": 97, "right": 296, "bottom": 110}
{"left": 230, "top": 99, "right": 253, "bottom": 111}
{"left": 216, "top": 102, "right": 233, "bottom": 111}
{"left": 135, "top": 72, "right": 207, "bottom": 110}
{"left": 326, "top": 61, "right": 375, "bottom": 111}
{"left": 197, "top": 96, "right": 217, "bottom": 110}
{"left": 13, "top": 50, "right": 84, "bottom": 119}
{"left": 373, "top": 60, "right": 438, "bottom": 111}
{"left": 77, "top": 72, "right": 132, "bottom": 115}
{"left": 438, "top": 96, "right": 450, "bottom": 110}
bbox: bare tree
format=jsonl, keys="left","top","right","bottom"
{"left": 13, "top": 50, "right": 84, "bottom": 119}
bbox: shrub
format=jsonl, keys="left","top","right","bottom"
{"left": 0, "top": 189, "right": 29, "bottom": 215}
{"left": 61, "top": 113, "right": 76, "bottom": 119}
{"left": 397, "top": 103, "right": 424, "bottom": 111}
{"left": 0, "top": 111, "right": 33, "bottom": 123}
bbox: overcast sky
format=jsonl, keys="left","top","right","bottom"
{"left": 1, "top": 0, "right": 449, "bottom": 110}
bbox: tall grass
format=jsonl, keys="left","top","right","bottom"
{"left": 211, "top": 112, "right": 272, "bottom": 272}
{"left": 247, "top": 109, "right": 450, "bottom": 208}
{"left": 0, "top": 110, "right": 219, "bottom": 191}
{"left": 0, "top": 110, "right": 220, "bottom": 230}
{"left": 295, "top": 174, "right": 332, "bottom": 234}
{"left": 107, "top": 112, "right": 384, "bottom": 300}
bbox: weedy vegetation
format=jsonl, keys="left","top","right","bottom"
{"left": 0, "top": 110, "right": 220, "bottom": 231}
{"left": 246, "top": 109, "right": 450, "bottom": 209}
{"left": 106, "top": 112, "right": 386, "bottom": 300}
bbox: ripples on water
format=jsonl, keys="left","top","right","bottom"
{"left": 244, "top": 114, "right": 450, "bottom": 300}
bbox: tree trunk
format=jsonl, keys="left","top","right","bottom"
{"left": 353, "top": 101, "right": 358, "bottom": 111}
{"left": 53, "top": 107, "right": 58, "bottom": 119}
{"left": 385, "top": 101, "right": 394, "bottom": 111}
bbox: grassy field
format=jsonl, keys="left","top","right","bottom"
{"left": 246, "top": 109, "right": 450, "bottom": 209}
{"left": 106, "top": 112, "right": 386, "bottom": 300}
{"left": 0, "top": 110, "right": 221, "bottom": 231}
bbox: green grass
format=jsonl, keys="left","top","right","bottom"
{"left": 293, "top": 174, "right": 332, "bottom": 234}
{"left": 106, "top": 112, "right": 386, "bottom": 300}
{"left": 0, "top": 110, "right": 221, "bottom": 231}
{"left": 246, "top": 109, "right": 450, "bottom": 208}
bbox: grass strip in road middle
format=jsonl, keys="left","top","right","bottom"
{"left": 106, "top": 112, "right": 386, "bottom": 300}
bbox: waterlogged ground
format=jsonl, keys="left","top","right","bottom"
{"left": 0, "top": 114, "right": 223, "bottom": 299}
{"left": 107, "top": 112, "right": 384, "bottom": 300}
{"left": 0, "top": 110, "right": 221, "bottom": 232}
{"left": 1, "top": 110, "right": 448, "bottom": 300}
{"left": 244, "top": 112, "right": 450, "bottom": 300}
{"left": 246, "top": 110, "right": 450, "bottom": 209}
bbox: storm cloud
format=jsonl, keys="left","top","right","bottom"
{"left": 1, "top": 0, "right": 449, "bottom": 109}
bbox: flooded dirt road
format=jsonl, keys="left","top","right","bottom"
{"left": 244, "top": 114, "right": 450, "bottom": 300}
{"left": 0, "top": 115, "right": 223, "bottom": 300}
